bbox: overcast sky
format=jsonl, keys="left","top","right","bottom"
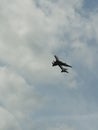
{"left": 0, "top": 0, "right": 98, "bottom": 130}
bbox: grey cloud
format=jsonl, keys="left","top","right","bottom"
{"left": 0, "top": 67, "right": 44, "bottom": 129}
{"left": 0, "top": 0, "right": 79, "bottom": 87}
{"left": 0, "top": 0, "right": 98, "bottom": 130}
{"left": 0, "top": 107, "right": 22, "bottom": 130}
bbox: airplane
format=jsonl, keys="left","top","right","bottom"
{"left": 52, "top": 55, "right": 72, "bottom": 73}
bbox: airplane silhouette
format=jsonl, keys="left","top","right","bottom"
{"left": 52, "top": 55, "right": 72, "bottom": 73}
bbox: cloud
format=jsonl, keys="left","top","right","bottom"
{"left": 0, "top": 0, "right": 98, "bottom": 130}
{"left": 0, "top": 107, "right": 21, "bottom": 130}
{"left": 46, "top": 124, "right": 74, "bottom": 130}
{"left": 0, "top": 67, "right": 44, "bottom": 129}
{"left": 0, "top": 0, "right": 83, "bottom": 87}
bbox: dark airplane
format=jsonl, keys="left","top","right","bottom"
{"left": 52, "top": 55, "right": 72, "bottom": 73}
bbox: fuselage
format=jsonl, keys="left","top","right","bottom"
{"left": 52, "top": 60, "right": 72, "bottom": 68}
{"left": 52, "top": 60, "right": 64, "bottom": 66}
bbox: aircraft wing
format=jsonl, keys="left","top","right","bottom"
{"left": 62, "top": 62, "right": 72, "bottom": 68}
{"left": 54, "top": 55, "right": 59, "bottom": 61}
{"left": 58, "top": 64, "right": 67, "bottom": 70}
{"left": 59, "top": 61, "right": 72, "bottom": 68}
{"left": 58, "top": 64, "right": 63, "bottom": 70}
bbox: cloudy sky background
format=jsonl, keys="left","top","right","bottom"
{"left": 0, "top": 0, "right": 98, "bottom": 129}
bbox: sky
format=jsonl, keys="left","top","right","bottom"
{"left": 0, "top": 0, "right": 98, "bottom": 130}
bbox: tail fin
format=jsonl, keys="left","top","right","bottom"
{"left": 61, "top": 68, "right": 68, "bottom": 73}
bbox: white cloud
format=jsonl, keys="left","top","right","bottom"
{"left": 0, "top": 107, "right": 21, "bottom": 130}
{"left": 0, "top": 0, "right": 83, "bottom": 87}
{"left": 0, "top": 67, "right": 44, "bottom": 129}
{"left": 71, "top": 42, "right": 95, "bottom": 69}
{"left": 0, "top": 0, "right": 98, "bottom": 129}
{"left": 47, "top": 124, "right": 74, "bottom": 130}
{"left": 89, "top": 11, "right": 98, "bottom": 41}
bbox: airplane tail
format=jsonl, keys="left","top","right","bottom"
{"left": 61, "top": 68, "right": 68, "bottom": 73}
